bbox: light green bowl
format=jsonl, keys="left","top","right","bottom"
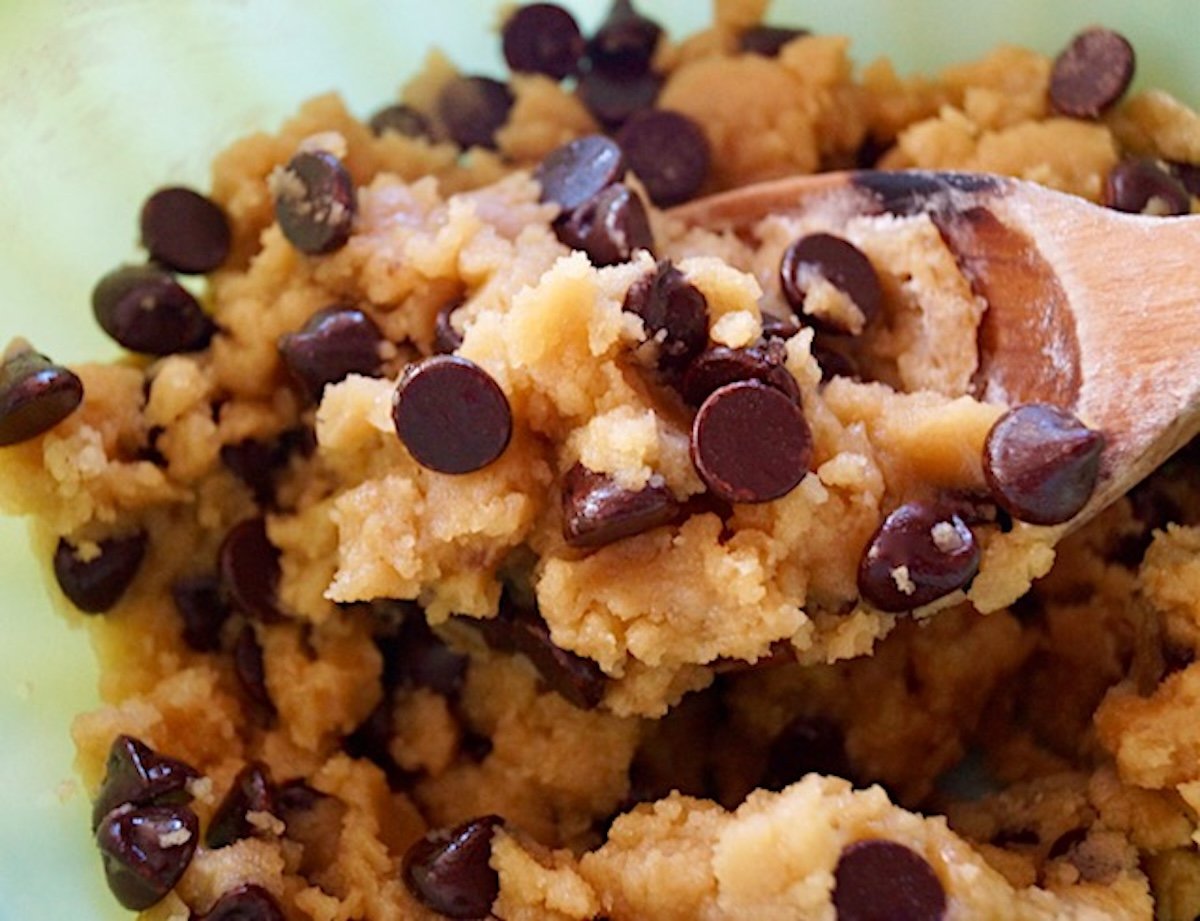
{"left": 1, "top": 1, "right": 1195, "bottom": 916}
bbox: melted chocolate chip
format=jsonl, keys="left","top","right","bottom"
{"left": 534, "top": 135, "right": 627, "bottom": 214}
{"left": 691, "top": 380, "right": 813, "bottom": 504}
{"left": 561, "top": 463, "right": 677, "bottom": 550}
{"left": 623, "top": 260, "right": 709, "bottom": 370}
{"left": 273, "top": 151, "right": 357, "bottom": 255}
{"left": 857, "top": 501, "right": 980, "bottom": 612}
{"left": 278, "top": 306, "right": 385, "bottom": 402}
{"left": 205, "top": 762, "right": 276, "bottom": 849}
{"left": 392, "top": 355, "right": 513, "bottom": 474}
{"left": 833, "top": 839, "right": 947, "bottom": 921}
{"left": 615, "top": 110, "right": 711, "bottom": 207}
{"left": 54, "top": 531, "right": 147, "bottom": 614}
{"left": 1104, "top": 158, "right": 1192, "bottom": 216}
{"left": 95, "top": 804, "right": 199, "bottom": 911}
{"left": 139, "top": 187, "right": 231, "bottom": 274}
{"left": 91, "top": 735, "right": 199, "bottom": 831}
{"left": 0, "top": 349, "right": 83, "bottom": 446}
{"left": 576, "top": 68, "right": 662, "bottom": 128}
{"left": 738, "top": 25, "right": 811, "bottom": 57}
{"left": 219, "top": 518, "right": 283, "bottom": 622}
{"left": 502, "top": 3, "right": 585, "bottom": 80}
{"left": 433, "top": 300, "right": 466, "bottom": 354}
{"left": 761, "top": 716, "right": 850, "bottom": 791}
{"left": 680, "top": 341, "right": 800, "bottom": 407}
{"left": 1049, "top": 27, "right": 1135, "bottom": 119}
{"left": 171, "top": 575, "right": 231, "bottom": 652}
{"left": 437, "top": 76, "right": 515, "bottom": 150}
{"left": 557, "top": 182, "right": 654, "bottom": 266}
{"left": 402, "top": 816, "right": 504, "bottom": 919}
{"left": 233, "top": 624, "right": 277, "bottom": 727}
{"left": 194, "top": 884, "right": 286, "bottom": 921}
{"left": 780, "top": 233, "right": 882, "bottom": 335}
{"left": 92, "top": 265, "right": 216, "bottom": 355}
{"left": 368, "top": 104, "right": 434, "bottom": 140}
{"left": 983, "top": 403, "right": 1104, "bottom": 525}
{"left": 586, "top": 0, "right": 662, "bottom": 77}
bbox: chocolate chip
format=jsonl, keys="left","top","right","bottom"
{"left": 780, "top": 233, "right": 882, "bottom": 336}
{"left": 219, "top": 517, "right": 283, "bottom": 622}
{"left": 392, "top": 355, "right": 513, "bottom": 474}
{"left": 811, "top": 339, "right": 861, "bottom": 383}
{"left": 983, "top": 403, "right": 1104, "bottom": 525}
{"left": 95, "top": 803, "right": 199, "bottom": 911}
{"left": 857, "top": 501, "right": 980, "bottom": 612}
{"left": 576, "top": 68, "right": 662, "bottom": 128}
{"left": 623, "top": 260, "right": 709, "bottom": 370}
{"left": 92, "top": 735, "right": 199, "bottom": 832}
{"left": 171, "top": 575, "right": 231, "bottom": 652}
{"left": 1049, "top": 27, "right": 1135, "bottom": 119}
{"left": 761, "top": 716, "right": 850, "bottom": 792}
{"left": 1046, "top": 826, "right": 1088, "bottom": 860}
{"left": 561, "top": 463, "right": 677, "bottom": 550}
{"left": 220, "top": 438, "right": 283, "bottom": 506}
{"left": 760, "top": 313, "right": 802, "bottom": 341}
{"left": 278, "top": 306, "right": 385, "bottom": 402}
{"left": 557, "top": 183, "right": 654, "bottom": 266}
{"left": 534, "top": 135, "right": 627, "bottom": 214}
{"left": 437, "top": 76, "right": 514, "bottom": 151}
{"left": 344, "top": 698, "right": 409, "bottom": 790}
{"left": 510, "top": 601, "right": 607, "bottom": 709}
{"left": 402, "top": 816, "right": 504, "bottom": 919}
{"left": 1169, "top": 160, "right": 1200, "bottom": 197}
{"left": 139, "top": 187, "right": 231, "bottom": 274}
{"left": 276, "top": 779, "right": 324, "bottom": 816}
{"left": 0, "top": 348, "right": 83, "bottom": 446}
{"left": 691, "top": 380, "right": 812, "bottom": 504}
{"left": 502, "top": 3, "right": 585, "bottom": 80}
{"left": 92, "top": 265, "right": 216, "bottom": 355}
{"left": 615, "top": 110, "right": 710, "bottom": 207}
{"left": 833, "top": 839, "right": 947, "bottom": 921}
{"left": 206, "top": 762, "right": 276, "bottom": 849}
{"left": 54, "top": 531, "right": 147, "bottom": 614}
{"left": 1104, "top": 158, "right": 1192, "bottom": 216}
{"left": 680, "top": 341, "right": 800, "bottom": 407}
{"left": 369, "top": 104, "right": 434, "bottom": 140}
{"left": 586, "top": 0, "right": 662, "bottom": 77}
{"left": 233, "top": 624, "right": 277, "bottom": 727}
{"left": 273, "top": 151, "right": 356, "bottom": 255}
{"left": 433, "top": 300, "right": 466, "bottom": 354}
{"left": 194, "top": 884, "right": 286, "bottom": 921}
{"left": 738, "top": 25, "right": 810, "bottom": 57}
{"left": 390, "top": 613, "right": 468, "bottom": 698}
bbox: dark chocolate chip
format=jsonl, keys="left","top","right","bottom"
{"left": 738, "top": 25, "right": 811, "bottom": 57}
{"left": 615, "top": 110, "right": 711, "bottom": 207}
{"left": 392, "top": 355, "right": 512, "bottom": 474}
{"left": 502, "top": 3, "right": 585, "bottom": 80}
{"left": 95, "top": 804, "right": 199, "bottom": 911}
{"left": 810, "top": 339, "right": 861, "bottom": 383}
{"left": 680, "top": 341, "right": 800, "bottom": 407}
{"left": 437, "top": 76, "right": 515, "bottom": 151}
{"left": 54, "top": 531, "right": 147, "bottom": 614}
{"left": 278, "top": 306, "right": 385, "bottom": 402}
{"left": 171, "top": 575, "right": 231, "bottom": 653}
{"left": 1049, "top": 27, "right": 1135, "bottom": 119}
{"left": 0, "top": 348, "right": 83, "bottom": 446}
{"left": 276, "top": 779, "right": 325, "bottom": 816}
{"left": 691, "top": 380, "right": 812, "bottom": 504}
{"left": 194, "top": 884, "right": 286, "bottom": 921}
{"left": 1104, "top": 158, "right": 1192, "bottom": 216}
{"left": 1047, "top": 826, "right": 1088, "bottom": 860}
{"left": 760, "top": 313, "right": 802, "bottom": 341}
{"left": 233, "top": 624, "right": 277, "bottom": 727}
{"left": 510, "top": 602, "right": 607, "bottom": 709}
{"left": 391, "top": 613, "right": 469, "bottom": 698}
{"left": 557, "top": 183, "right": 654, "bottom": 266}
{"left": 761, "top": 716, "right": 850, "bottom": 792}
{"left": 561, "top": 463, "right": 677, "bottom": 550}
{"left": 219, "top": 518, "right": 283, "bottom": 622}
{"left": 854, "top": 135, "right": 893, "bottom": 170}
{"left": 433, "top": 300, "right": 466, "bottom": 354}
{"left": 1169, "top": 160, "right": 1200, "bottom": 197}
{"left": 139, "top": 187, "right": 231, "bottom": 275}
{"left": 534, "top": 135, "right": 627, "bottom": 214}
{"left": 92, "top": 735, "right": 199, "bottom": 832}
{"left": 623, "top": 260, "right": 709, "bottom": 370}
{"left": 205, "top": 762, "right": 276, "bottom": 849}
{"left": 983, "top": 403, "right": 1104, "bottom": 525}
{"left": 92, "top": 265, "right": 216, "bottom": 355}
{"left": 273, "top": 151, "right": 357, "bottom": 255}
{"left": 576, "top": 68, "right": 662, "bottom": 128}
{"left": 852, "top": 171, "right": 1001, "bottom": 218}
{"left": 833, "top": 839, "right": 947, "bottom": 921}
{"left": 857, "top": 501, "right": 980, "bottom": 612}
{"left": 402, "top": 816, "right": 504, "bottom": 919}
{"left": 369, "top": 104, "right": 434, "bottom": 140}
{"left": 780, "top": 233, "right": 882, "bottom": 335}
{"left": 586, "top": 0, "right": 662, "bottom": 77}
{"left": 220, "top": 438, "right": 284, "bottom": 506}
{"left": 343, "top": 698, "right": 408, "bottom": 788}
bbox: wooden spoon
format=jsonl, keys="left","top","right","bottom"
{"left": 671, "top": 170, "right": 1200, "bottom": 532}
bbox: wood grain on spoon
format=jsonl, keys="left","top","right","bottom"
{"left": 671, "top": 170, "right": 1200, "bottom": 532}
